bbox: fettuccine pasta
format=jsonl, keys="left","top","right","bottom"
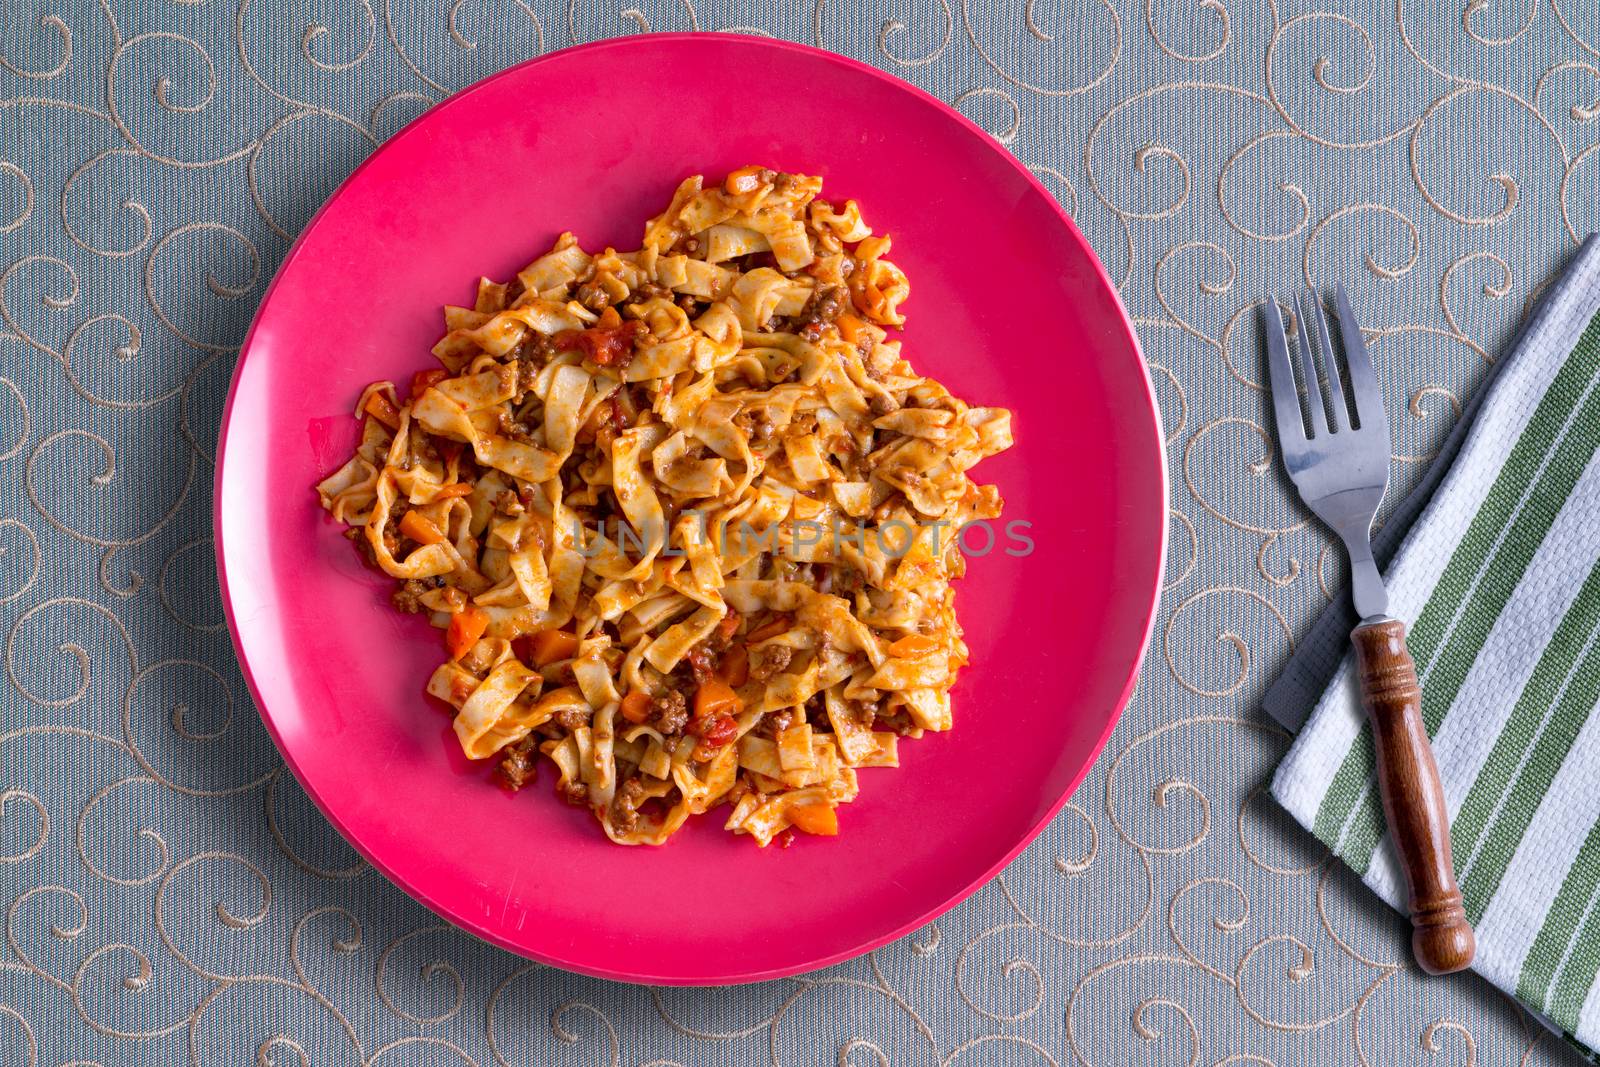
{"left": 316, "top": 167, "right": 1014, "bottom": 846}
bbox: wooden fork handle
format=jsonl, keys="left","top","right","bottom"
{"left": 1351, "top": 617, "right": 1476, "bottom": 975}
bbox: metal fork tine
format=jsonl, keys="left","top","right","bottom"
{"left": 1262, "top": 297, "right": 1306, "bottom": 450}
{"left": 1334, "top": 283, "right": 1384, "bottom": 435}
{"left": 1293, "top": 291, "right": 1330, "bottom": 438}
{"left": 1305, "top": 289, "right": 1346, "bottom": 432}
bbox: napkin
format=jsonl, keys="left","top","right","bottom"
{"left": 1270, "top": 234, "right": 1600, "bottom": 1055}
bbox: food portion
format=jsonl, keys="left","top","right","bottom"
{"left": 316, "top": 168, "right": 1013, "bottom": 845}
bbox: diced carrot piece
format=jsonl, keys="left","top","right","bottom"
{"left": 724, "top": 165, "right": 768, "bottom": 196}
{"left": 789, "top": 803, "right": 838, "bottom": 836}
{"left": 364, "top": 392, "right": 401, "bottom": 430}
{"left": 887, "top": 634, "right": 939, "bottom": 658}
{"left": 620, "top": 690, "right": 652, "bottom": 724}
{"left": 747, "top": 614, "right": 792, "bottom": 644}
{"left": 410, "top": 367, "right": 449, "bottom": 398}
{"left": 836, "top": 312, "right": 865, "bottom": 345}
{"left": 398, "top": 509, "right": 446, "bottom": 546}
{"left": 693, "top": 677, "right": 743, "bottom": 720}
{"left": 716, "top": 644, "right": 749, "bottom": 687}
{"left": 446, "top": 606, "right": 489, "bottom": 661}
{"left": 597, "top": 306, "right": 622, "bottom": 329}
{"left": 528, "top": 629, "right": 580, "bottom": 667}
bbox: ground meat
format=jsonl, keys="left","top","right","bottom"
{"left": 492, "top": 489, "right": 525, "bottom": 516}
{"left": 576, "top": 281, "right": 611, "bottom": 310}
{"left": 790, "top": 286, "right": 851, "bottom": 343}
{"left": 510, "top": 334, "right": 558, "bottom": 396}
{"left": 851, "top": 698, "right": 880, "bottom": 728}
{"left": 552, "top": 705, "right": 589, "bottom": 732}
{"left": 868, "top": 392, "right": 898, "bottom": 416}
{"left": 630, "top": 282, "right": 671, "bottom": 303}
{"left": 740, "top": 410, "right": 777, "bottom": 443}
{"left": 677, "top": 294, "right": 698, "bottom": 313}
{"left": 877, "top": 709, "right": 915, "bottom": 735}
{"left": 344, "top": 527, "right": 378, "bottom": 568}
{"left": 496, "top": 410, "right": 535, "bottom": 443}
{"left": 515, "top": 358, "right": 538, "bottom": 399}
{"left": 683, "top": 237, "right": 700, "bottom": 254}
{"left": 381, "top": 523, "right": 401, "bottom": 557}
{"left": 611, "top": 777, "right": 648, "bottom": 833}
{"left": 685, "top": 644, "right": 717, "bottom": 685}
{"left": 832, "top": 567, "right": 864, "bottom": 596}
{"left": 495, "top": 736, "right": 539, "bottom": 791}
{"left": 559, "top": 781, "right": 588, "bottom": 806}
{"left": 810, "top": 286, "right": 847, "bottom": 325}
{"left": 761, "top": 708, "right": 795, "bottom": 737}
{"left": 750, "top": 644, "right": 793, "bottom": 682}
{"left": 503, "top": 276, "right": 526, "bottom": 308}
{"left": 650, "top": 689, "right": 690, "bottom": 735}
{"left": 390, "top": 579, "right": 429, "bottom": 614}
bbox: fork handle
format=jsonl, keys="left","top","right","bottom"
{"left": 1351, "top": 617, "right": 1475, "bottom": 975}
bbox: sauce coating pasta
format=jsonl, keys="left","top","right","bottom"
{"left": 316, "top": 168, "right": 1014, "bottom": 845}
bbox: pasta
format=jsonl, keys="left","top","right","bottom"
{"left": 316, "top": 167, "right": 1014, "bottom": 846}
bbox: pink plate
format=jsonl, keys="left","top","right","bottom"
{"left": 215, "top": 34, "right": 1166, "bottom": 984}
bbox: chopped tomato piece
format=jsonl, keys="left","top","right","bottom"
{"left": 363, "top": 392, "right": 401, "bottom": 430}
{"left": 713, "top": 611, "right": 741, "bottom": 646}
{"left": 773, "top": 828, "right": 796, "bottom": 849}
{"left": 788, "top": 802, "right": 838, "bottom": 836}
{"left": 691, "top": 712, "right": 739, "bottom": 748}
{"left": 410, "top": 367, "right": 449, "bottom": 398}
{"left": 887, "top": 634, "right": 939, "bottom": 658}
{"left": 398, "top": 509, "right": 446, "bottom": 546}
{"left": 746, "top": 613, "right": 792, "bottom": 644}
{"left": 607, "top": 396, "right": 630, "bottom": 435}
{"left": 619, "top": 690, "right": 652, "bottom": 724}
{"left": 553, "top": 320, "right": 644, "bottom": 368}
{"left": 527, "top": 629, "right": 580, "bottom": 667}
{"left": 693, "top": 678, "right": 743, "bottom": 720}
{"left": 446, "top": 606, "right": 489, "bottom": 661}
{"left": 716, "top": 644, "right": 749, "bottom": 688}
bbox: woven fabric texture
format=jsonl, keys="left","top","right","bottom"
{"left": 1, "top": 2, "right": 1597, "bottom": 1064}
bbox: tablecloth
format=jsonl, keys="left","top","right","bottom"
{"left": 2, "top": 2, "right": 1596, "bottom": 1064}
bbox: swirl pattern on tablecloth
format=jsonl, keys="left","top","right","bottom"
{"left": 1, "top": 0, "right": 1595, "bottom": 1063}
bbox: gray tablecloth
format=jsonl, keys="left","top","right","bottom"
{"left": 2, "top": 2, "right": 1597, "bottom": 1064}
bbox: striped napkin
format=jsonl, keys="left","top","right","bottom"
{"left": 1271, "top": 234, "right": 1600, "bottom": 1055}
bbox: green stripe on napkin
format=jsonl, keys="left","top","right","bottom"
{"left": 1272, "top": 236, "right": 1600, "bottom": 1056}
{"left": 1313, "top": 317, "right": 1600, "bottom": 870}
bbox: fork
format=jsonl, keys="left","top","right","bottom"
{"left": 1263, "top": 286, "right": 1475, "bottom": 976}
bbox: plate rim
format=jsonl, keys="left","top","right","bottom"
{"left": 213, "top": 31, "right": 1168, "bottom": 985}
